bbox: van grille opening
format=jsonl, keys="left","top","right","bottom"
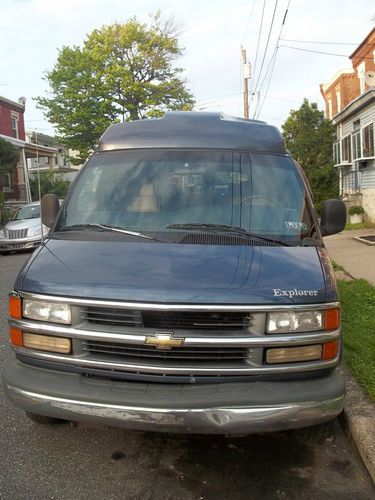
{"left": 82, "top": 308, "right": 253, "bottom": 330}
{"left": 83, "top": 340, "right": 249, "bottom": 364}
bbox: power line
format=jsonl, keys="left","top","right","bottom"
{"left": 241, "top": 1, "right": 257, "bottom": 44}
{"left": 196, "top": 92, "right": 243, "bottom": 105}
{"left": 249, "top": 0, "right": 267, "bottom": 107}
{"left": 254, "top": 0, "right": 292, "bottom": 119}
{"left": 256, "top": 0, "right": 291, "bottom": 98}
{"left": 280, "top": 38, "right": 360, "bottom": 45}
{"left": 254, "top": 47, "right": 279, "bottom": 118}
{"left": 253, "top": 0, "right": 279, "bottom": 94}
{"left": 196, "top": 91, "right": 301, "bottom": 108}
{"left": 279, "top": 44, "right": 375, "bottom": 59}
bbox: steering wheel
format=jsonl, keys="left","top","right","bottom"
{"left": 240, "top": 195, "right": 281, "bottom": 207}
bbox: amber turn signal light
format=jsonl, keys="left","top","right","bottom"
{"left": 9, "top": 295, "right": 22, "bottom": 320}
{"left": 324, "top": 308, "right": 340, "bottom": 331}
{"left": 322, "top": 340, "right": 339, "bottom": 360}
{"left": 9, "top": 327, "right": 23, "bottom": 347}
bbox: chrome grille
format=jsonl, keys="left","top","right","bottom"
{"left": 5, "top": 228, "right": 28, "bottom": 239}
{"left": 82, "top": 307, "right": 253, "bottom": 330}
{"left": 83, "top": 340, "right": 248, "bottom": 364}
{"left": 82, "top": 308, "right": 142, "bottom": 327}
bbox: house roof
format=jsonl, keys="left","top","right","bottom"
{"left": 331, "top": 89, "right": 375, "bottom": 125}
{"left": 0, "top": 95, "right": 25, "bottom": 111}
{"left": 349, "top": 27, "right": 375, "bottom": 60}
{"left": 0, "top": 134, "right": 57, "bottom": 157}
{"left": 320, "top": 68, "right": 354, "bottom": 93}
{"left": 98, "top": 112, "right": 286, "bottom": 154}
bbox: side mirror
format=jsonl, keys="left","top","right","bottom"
{"left": 41, "top": 194, "right": 60, "bottom": 228}
{"left": 320, "top": 199, "right": 346, "bottom": 236}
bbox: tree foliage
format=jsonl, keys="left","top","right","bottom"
{"left": 0, "top": 138, "right": 20, "bottom": 173}
{"left": 282, "top": 99, "right": 338, "bottom": 211}
{"left": 30, "top": 170, "right": 70, "bottom": 201}
{"left": 36, "top": 13, "right": 195, "bottom": 163}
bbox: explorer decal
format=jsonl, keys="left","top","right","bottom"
{"left": 273, "top": 288, "right": 319, "bottom": 298}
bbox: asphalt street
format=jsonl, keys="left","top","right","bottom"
{"left": 0, "top": 251, "right": 374, "bottom": 499}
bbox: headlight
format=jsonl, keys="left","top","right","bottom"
{"left": 33, "top": 225, "right": 49, "bottom": 236}
{"left": 267, "top": 311, "right": 323, "bottom": 333}
{"left": 0, "top": 229, "right": 4, "bottom": 238}
{"left": 23, "top": 299, "right": 71, "bottom": 324}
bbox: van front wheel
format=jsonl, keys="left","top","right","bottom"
{"left": 25, "top": 411, "right": 67, "bottom": 425}
{"left": 294, "top": 420, "right": 336, "bottom": 444}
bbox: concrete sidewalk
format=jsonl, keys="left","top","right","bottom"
{"left": 324, "top": 228, "right": 375, "bottom": 285}
{"left": 325, "top": 228, "right": 375, "bottom": 483}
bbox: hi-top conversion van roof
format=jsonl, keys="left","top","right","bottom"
{"left": 98, "top": 111, "right": 287, "bottom": 154}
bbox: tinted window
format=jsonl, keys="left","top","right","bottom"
{"left": 57, "top": 150, "right": 314, "bottom": 240}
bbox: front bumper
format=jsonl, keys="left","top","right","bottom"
{"left": 2, "top": 359, "right": 345, "bottom": 434}
{"left": 0, "top": 236, "right": 41, "bottom": 251}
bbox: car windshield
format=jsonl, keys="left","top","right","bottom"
{"left": 13, "top": 205, "right": 40, "bottom": 220}
{"left": 56, "top": 150, "right": 315, "bottom": 241}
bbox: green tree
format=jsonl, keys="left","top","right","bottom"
{"left": 282, "top": 99, "right": 339, "bottom": 211}
{"left": 30, "top": 170, "right": 70, "bottom": 201}
{"left": 36, "top": 13, "right": 195, "bottom": 163}
{"left": 0, "top": 138, "right": 20, "bottom": 173}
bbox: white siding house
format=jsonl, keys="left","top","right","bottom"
{"left": 332, "top": 90, "right": 375, "bottom": 222}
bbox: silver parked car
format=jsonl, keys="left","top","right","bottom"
{"left": 0, "top": 201, "right": 49, "bottom": 254}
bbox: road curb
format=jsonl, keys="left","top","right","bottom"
{"left": 343, "top": 368, "right": 375, "bottom": 483}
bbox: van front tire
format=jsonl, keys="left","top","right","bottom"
{"left": 25, "top": 411, "right": 67, "bottom": 425}
{"left": 294, "top": 420, "right": 336, "bottom": 445}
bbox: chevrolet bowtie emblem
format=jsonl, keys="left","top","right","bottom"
{"left": 145, "top": 333, "right": 184, "bottom": 350}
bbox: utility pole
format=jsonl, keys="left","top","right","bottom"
{"left": 241, "top": 46, "right": 251, "bottom": 119}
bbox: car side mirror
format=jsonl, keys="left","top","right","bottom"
{"left": 320, "top": 199, "right": 346, "bottom": 236}
{"left": 41, "top": 194, "right": 60, "bottom": 228}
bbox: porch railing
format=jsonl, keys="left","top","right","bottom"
{"left": 340, "top": 170, "right": 361, "bottom": 197}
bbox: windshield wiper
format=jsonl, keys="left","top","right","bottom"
{"left": 166, "top": 223, "right": 291, "bottom": 246}
{"left": 57, "top": 224, "right": 165, "bottom": 242}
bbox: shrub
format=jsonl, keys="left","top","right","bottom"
{"left": 348, "top": 205, "right": 365, "bottom": 215}
{"left": 30, "top": 170, "right": 70, "bottom": 200}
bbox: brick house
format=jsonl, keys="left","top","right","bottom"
{"left": 0, "top": 95, "right": 31, "bottom": 203}
{"left": 0, "top": 96, "right": 58, "bottom": 205}
{"left": 320, "top": 28, "right": 375, "bottom": 222}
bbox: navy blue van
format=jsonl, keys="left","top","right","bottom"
{"left": 3, "top": 112, "right": 347, "bottom": 434}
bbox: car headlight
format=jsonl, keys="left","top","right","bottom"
{"left": 23, "top": 299, "right": 71, "bottom": 324}
{"left": 33, "top": 225, "right": 49, "bottom": 236}
{"left": 267, "top": 310, "right": 325, "bottom": 333}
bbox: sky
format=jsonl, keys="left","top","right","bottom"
{"left": 0, "top": 0, "right": 374, "bottom": 136}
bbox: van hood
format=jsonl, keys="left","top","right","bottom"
{"left": 19, "top": 239, "right": 336, "bottom": 304}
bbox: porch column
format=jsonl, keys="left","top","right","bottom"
{"left": 21, "top": 147, "right": 32, "bottom": 203}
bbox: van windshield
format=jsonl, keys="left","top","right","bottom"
{"left": 56, "top": 150, "right": 315, "bottom": 241}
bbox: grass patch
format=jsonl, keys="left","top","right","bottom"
{"left": 345, "top": 222, "right": 375, "bottom": 231}
{"left": 332, "top": 260, "right": 345, "bottom": 272}
{"left": 338, "top": 279, "right": 375, "bottom": 401}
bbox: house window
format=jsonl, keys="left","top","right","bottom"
{"left": 362, "top": 123, "right": 374, "bottom": 158}
{"left": 333, "top": 141, "right": 341, "bottom": 164}
{"left": 341, "top": 135, "right": 352, "bottom": 162}
{"left": 11, "top": 113, "right": 19, "bottom": 139}
{"left": 352, "top": 121, "right": 361, "bottom": 159}
{"left": 357, "top": 62, "right": 366, "bottom": 94}
{"left": 0, "top": 173, "right": 11, "bottom": 192}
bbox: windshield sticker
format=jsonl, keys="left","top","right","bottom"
{"left": 273, "top": 289, "right": 319, "bottom": 298}
{"left": 284, "top": 221, "right": 308, "bottom": 231}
